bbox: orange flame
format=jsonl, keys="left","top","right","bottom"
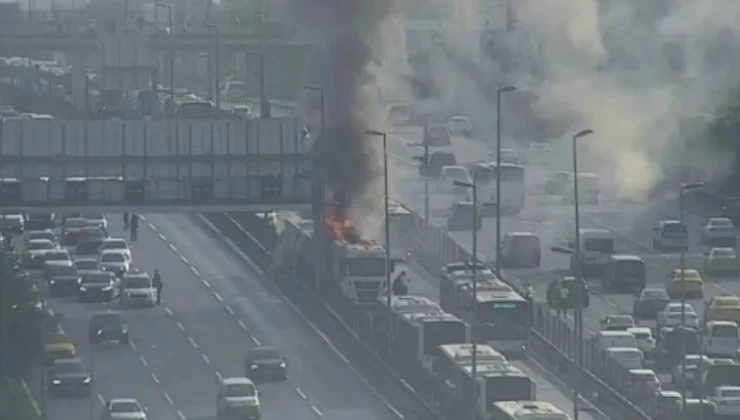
{"left": 323, "top": 207, "right": 357, "bottom": 241}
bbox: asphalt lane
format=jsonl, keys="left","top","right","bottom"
{"left": 139, "top": 213, "right": 404, "bottom": 420}
{"left": 398, "top": 259, "right": 606, "bottom": 420}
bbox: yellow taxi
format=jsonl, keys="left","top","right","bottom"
{"left": 705, "top": 295, "right": 740, "bottom": 323}
{"left": 666, "top": 268, "right": 704, "bottom": 299}
{"left": 44, "top": 330, "right": 76, "bottom": 364}
{"left": 703, "top": 247, "right": 739, "bottom": 276}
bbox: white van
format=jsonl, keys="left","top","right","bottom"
{"left": 564, "top": 172, "right": 600, "bottom": 204}
{"left": 595, "top": 330, "right": 639, "bottom": 351}
{"left": 652, "top": 220, "right": 689, "bottom": 251}
{"left": 606, "top": 347, "right": 644, "bottom": 370}
{"left": 570, "top": 229, "right": 615, "bottom": 275}
{"left": 704, "top": 321, "right": 740, "bottom": 358}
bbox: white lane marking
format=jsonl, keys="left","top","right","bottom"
{"left": 202, "top": 354, "right": 211, "bottom": 364}
{"left": 139, "top": 356, "right": 149, "bottom": 367}
{"left": 237, "top": 320, "right": 248, "bottom": 331}
{"left": 311, "top": 405, "right": 323, "bottom": 417}
{"left": 213, "top": 292, "right": 223, "bottom": 303}
{"left": 164, "top": 392, "right": 174, "bottom": 406}
{"left": 176, "top": 321, "right": 185, "bottom": 331}
{"left": 139, "top": 215, "right": 147, "bottom": 221}
{"left": 249, "top": 335, "right": 262, "bottom": 346}
{"left": 20, "top": 378, "right": 41, "bottom": 416}
{"left": 158, "top": 233, "right": 167, "bottom": 241}
{"left": 179, "top": 255, "right": 189, "bottom": 264}
{"left": 215, "top": 371, "right": 223, "bottom": 381}
{"left": 190, "top": 266, "right": 200, "bottom": 276}
{"left": 387, "top": 404, "right": 404, "bottom": 419}
{"left": 295, "top": 387, "right": 307, "bottom": 400}
{"left": 400, "top": 379, "right": 415, "bottom": 393}
{"left": 169, "top": 243, "right": 178, "bottom": 253}
{"left": 148, "top": 223, "right": 158, "bottom": 232}
{"left": 201, "top": 279, "right": 211, "bottom": 289}
{"left": 165, "top": 307, "right": 173, "bottom": 316}
{"left": 151, "top": 373, "right": 160, "bottom": 384}
{"left": 200, "top": 214, "right": 397, "bottom": 409}
{"left": 129, "top": 341, "right": 138, "bottom": 351}
{"left": 177, "top": 410, "right": 186, "bottom": 420}
{"left": 188, "top": 337, "right": 199, "bottom": 349}
{"left": 225, "top": 305, "right": 235, "bottom": 316}
{"left": 97, "top": 393, "right": 106, "bottom": 405}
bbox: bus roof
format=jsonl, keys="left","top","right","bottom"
{"left": 379, "top": 295, "right": 439, "bottom": 313}
{"left": 461, "top": 362, "right": 526, "bottom": 378}
{"left": 439, "top": 343, "right": 508, "bottom": 366}
{"left": 400, "top": 310, "right": 462, "bottom": 325}
{"left": 387, "top": 199, "right": 412, "bottom": 215}
{"left": 494, "top": 401, "right": 570, "bottom": 419}
{"left": 475, "top": 289, "right": 527, "bottom": 304}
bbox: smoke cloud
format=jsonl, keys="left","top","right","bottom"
{"left": 425, "top": 0, "right": 740, "bottom": 200}
{"left": 289, "top": 0, "right": 410, "bottom": 236}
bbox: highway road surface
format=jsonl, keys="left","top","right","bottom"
{"left": 397, "top": 258, "right": 608, "bottom": 420}
{"left": 39, "top": 215, "right": 402, "bottom": 420}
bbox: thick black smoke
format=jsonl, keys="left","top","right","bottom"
{"left": 299, "top": 0, "right": 396, "bottom": 212}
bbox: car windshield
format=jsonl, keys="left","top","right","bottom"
{"left": 124, "top": 276, "right": 151, "bottom": 288}
{"left": 716, "top": 298, "right": 740, "bottom": 307}
{"left": 609, "top": 316, "right": 634, "bottom": 326}
{"left": 103, "top": 240, "right": 127, "bottom": 249}
{"left": 585, "top": 238, "right": 614, "bottom": 253}
{"left": 75, "top": 260, "right": 98, "bottom": 270}
{"left": 632, "top": 331, "right": 651, "bottom": 340}
{"left": 450, "top": 118, "right": 470, "bottom": 128}
{"left": 642, "top": 289, "right": 669, "bottom": 300}
{"left": 710, "top": 219, "right": 733, "bottom": 228}
{"left": 714, "top": 249, "right": 736, "bottom": 258}
{"left": 663, "top": 222, "right": 688, "bottom": 235}
{"left": 29, "top": 241, "right": 54, "bottom": 250}
{"left": 225, "top": 383, "right": 256, "bottom": 397}
{"left": 53, "top": 360, "right": 83, "bottom": 374}
{"left": 51, "top": 265, "right": 78, "bottom": 276}
{"left": 101, "top": 253, "right": 125, "bottom": 263}
{"left": 722, "top": 389, "right": 740, "bottom": 398}
{"left": 45, "top": 251, "right": 69, "bottom": 261}
{"left": 429, "top": 126, "right": 447, "bottom": 136}
{"left": 84, "top": 273, "right": 111, "bottom": 284}
{"left": 110, "top": 402, "right": 142, "bottom": 413}
{"left": 444, "top": 167, "right": 468, "bottom": 179}
{"left": 92, "top": 314, "right": 120, "bottom": 327}
{"left": 81, "top": 213, "right": 103, "bottom": 220}
{"left": 29, "top": 232, "right": 54, "bottom": 241}
{"left": 674, "top": 270, "right": 700, "bottom": 280}
{"left": 668, "top": 303, "right": 694, "bottom": 313}
{"left": 251, "top": 348, "right": 280, "bottom": 360}
{"left": 65, "top": 219, "right": 88, "bottom": 228}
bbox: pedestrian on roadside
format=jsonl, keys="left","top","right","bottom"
{"left": 130, "top": 214, "right": 139, "bottom": 241}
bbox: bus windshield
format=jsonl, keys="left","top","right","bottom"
{"left": 493, "top": 165, "right": 525, "bottom": 183}
{"left": 226, "top": 82, "right": 248, "bottom": 101}
{"left": 476, "top": 299, "right": 530, "bottom": 339}
{"left": 472, "top": 164, "right": 494, "bottom": 183}
{"left": 705, "top": 365, "right": 740, "bottom": 389}
{"left": 177, "top": 101, "right": 213, "bottom": 119}
{"left": 486, "top": 376, "right": 533, "bottom": 404}
{"left": 347, "top": 258, "right": 386, "bottom": 277}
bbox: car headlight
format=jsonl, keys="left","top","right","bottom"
{"left": 250, "top": 364, "right": 258, "bottom": 370}
{"left": 79, "top": 286, "right": 87, "bottom": 291}
{"left": 121, "top": 326, "right": 128, "bottom": 333}
{"left": 96, "top": 329, "right": 103, "bottom": 335}
{"left": 77, "top": 278, "right": 83, "bottom": 284}
{"left": 83, "top": 377, "right": 91, "bottom": 384}
{"left": 102, "top": 285, "right": 112, "bottom": 291}
{"left": 279, "top": 362, "right": 286, "bottom": 369}
{"left": 49, "top": 280, "right": 55, "bottom": 285}
{"left": 52, "top": 379, "right": 61, "bottom": 385}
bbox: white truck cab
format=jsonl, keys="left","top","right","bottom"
{"left": 569, "top": 229, "right": 615, "bottom": 275}
{"left": 703, "top": 320, "right": 740, "bottom": 358}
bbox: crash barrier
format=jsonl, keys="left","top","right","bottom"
{"left": 212, "top": 209, "right": 658, "bottom": 420}
{"left": 410, "top": 215, "right": 658, "bottom": 420}
{"left": 202, "top": 212, "right": 445, "bottom": 420}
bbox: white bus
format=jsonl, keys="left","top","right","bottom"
{"left": 386, "top": 199, "right": 415, "bottom": 261}
{"left": 475, "top": 163, "right": 526, "bottom": 215}
{"left": 491, "top": 400, "right": 571, "bottom": 420}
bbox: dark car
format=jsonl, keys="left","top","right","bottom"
{"left": 245, "top": 346, "right": 288, "bottom": 382}
{"left": 78, "top": 271, "right": 117, "bottom": 303}
{"left": 26, "top": 213, "right": 55, "bottom": 230}
{"left": 654, "top": 326, "right": 701, "bottom": 372}
{"left": 74, "top": 258, "right": 99, "bottom": 272}
{"left": 89, "top": 311, "right": 128, "bottom": 344}
{"left": 47, "top": 357, "right": 92, "bottom": 397}
{"left": 546, "top": 276, "right": 589, "bottom": 310}
{"left": 447, "top": 201, "right": 482, "bottom": 231}
{"left": 421, "top": 151, "right": 456, "bottom": 177}
{"left": 633, "top": 288, "right": 670, "bottom": 320}
{"left": 75, "top": 239, "right": 102, "bottom": 256}
{"left": 48, "top": 264, "right": 82, "bottom": 297}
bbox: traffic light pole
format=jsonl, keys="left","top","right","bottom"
{"left": 0, "top": 251, "right": 9, "bottom": 377}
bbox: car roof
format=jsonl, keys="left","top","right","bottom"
{"left": 660, "top": 219, "right": 683, "bottom": 225}
{"left": 611, "top": 254, "right": 642, "bottom": 261}
{"left": 29, "top": 238, "right": 54, "bottom": 244}
{"left": 221, "top": 376, "right": 255, "bottom": 386}
{"left": 711, "top": 247, "right": 736, "bottom": 253}
{"left": 74, "top": 258, "right": 97, "bottom": 262}
{"left": 707, "top": 320, "right": 739, "bottom": 327}
{"left": 54, "top": 357, "right": 82, "bottom": 365}
{"left": 629, "top": 369, "right": 656, "bottom": 376}
{"left": 599, "top": 330, "right": 634, "bottom": 336}
{"left": 100, "top": 249, "right": 125, "bottom": 255}
{"left": 103, "top": 237, "right": 126, "bottom": 243}
{"left": 708, "top": 217, "right": 733, "bottom": 223}
{"left": 29, "top": 229, "right": 54, "bottom": 234}
{"left": 627, "top": 327, "right": 651, "bottom": 334}
{"left": 93, "top": 310, "right": 121, "bottom": 317}
{"left": 606, "top": 347, "right": 641, "bottom": 353}
{"left": 506, "top": 231, "right": 537, "bottom": 237}
{"left": 109, "top": 398, "right": 140, "bottom": 404}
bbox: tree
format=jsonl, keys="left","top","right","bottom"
{"left": 706, "top": 89, "right": 740, "bottom": 195}
{"left": 0, "top": 252, "right": 45, "bottom": 377}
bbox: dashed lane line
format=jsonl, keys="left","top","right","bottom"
{"left": 164, "top": 392, "right": 174, "bottom": 406}
{"left": 158, "top": 233, "right": 167, "bottom": 241}
{"left": 250, "top": 334, "right": 262, "bottom": 346}
{"left": 140, "top": 355, "right": 149, "bottom": 367}
{"left": 201, "top": 279, "right": 211, "bottom": 289}
{"left": 190, "top": 266, "right": 200, "bottom": 276}
{"left": 311, "top": 405, "right": 323, "bottom": 417}
{"left": 177, "top": 410, "right": 186, "bottom": 420}
{"left": 215, "top": 371, "right": 223, "bottom": 381}
{"left": 188, "top": 337, "right": 199, "bottom": 349}
{"left": 97, "top": 393, "right": 106, "bottom": 405}
{"left": 295, "top": 387, "right": 308, "bottom": 400}
{"left": 151, "top": 373, "right": 160, "bottom": 385}
{"left": 225, "top": 305, "right": 235, "bottom": 316}
{"left": 179, "top": 255, "right": 189, "bottom": 264}
{"left": 165, "top": 307, "right": 173, "bottom": 316}
{"left": 213, "top": 292, "right": 223, "bottom": 303}
{"left": 202, "top": 354, "right": 211, "bottom": 364}
{"left": 148, "top": 223, "right": 158, "bottom": 232}
{"left": 176, "top": 321, "right": 185, "bottom": 331}
{"left": 168, "top": 243, "right": 178, "bottom": 253}
{"left": 237, "top": 320, "right": 248, "bottom": 331}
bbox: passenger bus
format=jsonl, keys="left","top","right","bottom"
{"left": 176, "top": 100, "right": 215, "bottom": 119}
{"left": 386, "top": 199, "right": 415, "bottom": 261}
{"left": 476, "top": 163, "right": 526, "bottom": 215}
{"left": 491, "top": 400, "right": 571, "bottom": 420}
{"left": 433, "top": 343, "right": 535, "bottom": 420}
{"left": 375, "top": 295, "right": 468, "bottom": 374}
{"left": 440, "top": 262, "right": 531, "bottom": 356}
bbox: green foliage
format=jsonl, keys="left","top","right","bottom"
{"left": 0, "top": 253, "right": 45, "bottom": 377}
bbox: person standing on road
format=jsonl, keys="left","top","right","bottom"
{"left": 153, "top": 269, "right": 163, "bottom": 304}
{"left": 130, "top": 213, "right": 139, "bottom": 241}
{"left": 123, "top": 213, "right": 129, "bottom": 230}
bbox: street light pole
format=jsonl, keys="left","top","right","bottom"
{"left": 303, "top": 85, "right": 325, "bottom": 136}
{"left": 204, "top": 23, "right": 220, "bottom": 111}
{"left": 155, "top": 2, "right": 174, "bottom": 117}
{"left": 367, "top": 130, "right": 391, "bottom": 354}
{"left": 679, "top": 181, "right": 704, "bottom": 407}
{"left": 453, "top": 178, "right": 478, "bottom": 420}
{"left": 495, "top": 86, "right": 516, "bottom": 277}
{"left": 247, "top": 51, "right": 269, "bottom": 118}
{"left": 571, "top": 128, "right": 593, "bottom": 420}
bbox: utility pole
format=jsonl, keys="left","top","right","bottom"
{"left": 0, "top": 250, "right": 7, "bottom": 377}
